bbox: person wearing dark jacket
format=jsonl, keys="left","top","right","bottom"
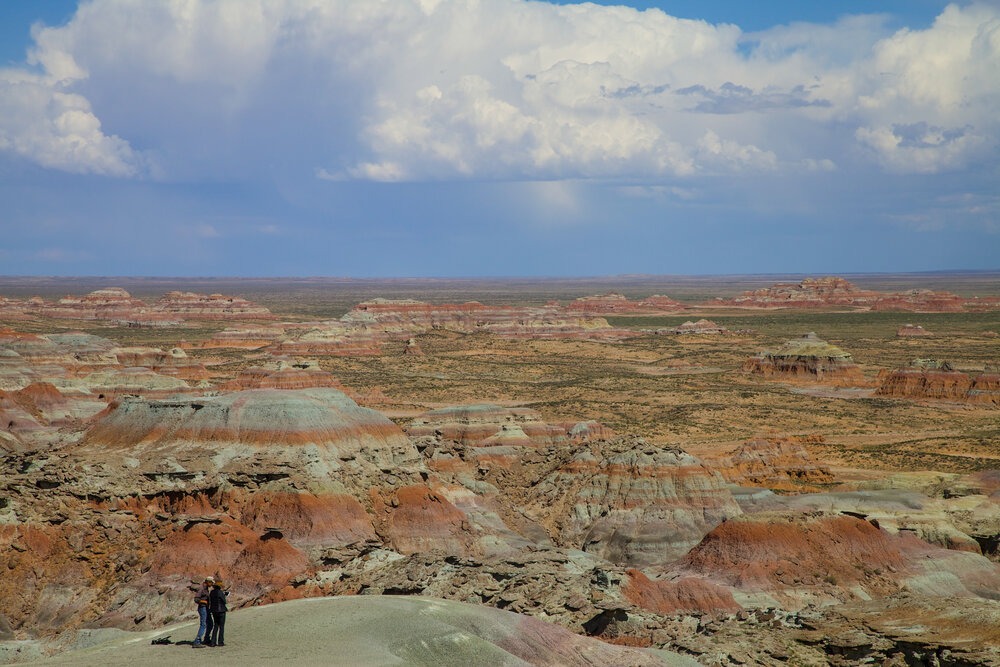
{"left": 192, "top": 576, "right": 214, "bottom": 648}
{"left": 206, "top": 580, "right": 228, "bottom": 647}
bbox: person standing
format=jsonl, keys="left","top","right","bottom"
{"left": 206, "top": 579, "right": 228, "bottom": 647}
{"left": 192, "top": 576, "right": 214, "bottom": 648}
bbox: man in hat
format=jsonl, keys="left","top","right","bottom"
{"left": 192, "top": 576, "right": 214, "bottom": 648}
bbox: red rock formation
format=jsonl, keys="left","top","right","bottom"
{"left": 872, "top": 290, "right": 965, "bottom": 312}
{"left": 220, "top": 361, "right": 347, "bottom": 392}
{"left": 709, "top": 436, "right": 833, "bottom": 491}
{"left": 525, "top": 440, "right": 741, "bottom": 566}
{"left": 113, "top": 346, "right": 211, "bottom": 381}
{"left": 679, "top": 514, "right": 908, "bottom": 591}
{"left": 875, "top": 360, "right": 999, "bottom": 406}
{"left": 235, "top": 491, "right": 376, "bottom": 546}
{"left": 743, "top": 332, "right": 865, "bottom": 385}
{"left": 674, "top": 512, "right": 1000, "bottom": 611}
{"left": 970, "top": 372, "right": 1000, "bottom": 406}
{"left": 377, "top": 485, "right": 471, "bottom": 554}
{"left": 0, "top": 382, "right": 108, "bottom": 451}
{"left": 623, "top": 568, "right": 740, "bottom": 614}
{"left": 562, "top": 420, "right": 617, "bottom": 443}
{"left": 154, "top": 291, "right": 274, "bottom": 320}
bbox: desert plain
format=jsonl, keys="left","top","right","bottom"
{"left": 1, "top": 273, "right": 999, "bottom": 666}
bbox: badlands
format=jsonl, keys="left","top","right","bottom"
{"left": 1, "top": 274, "right": 999, "bottom": 666}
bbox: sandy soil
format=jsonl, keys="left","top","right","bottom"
{"left": 25, "top": 596, "right": 697, "bottom": 667}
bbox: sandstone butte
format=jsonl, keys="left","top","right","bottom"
{"left": 742, "top": 332, "right": 866, "bottom": 385}
{"left": 875, "top": 359, "right": 1000, "bottom": 406}
{"left": 707, "top": 276, "right": 999, "bottom": 312}
{"left": 0, "top": 288, "right": 273, "bottom": 325}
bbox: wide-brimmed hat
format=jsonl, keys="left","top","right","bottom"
{"left": 204, "top": 576, "right": 215, "bottom": 582}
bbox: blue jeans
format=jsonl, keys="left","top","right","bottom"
{"left": 195, "top": 605, "right": 210, "bottom": 642}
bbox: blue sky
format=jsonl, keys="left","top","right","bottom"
{"left": 0, "top": 0, "right": 997, "bottom": 277}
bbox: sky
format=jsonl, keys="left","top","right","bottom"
{"left": 0, "top": 0, "right": 997, "bottom": 278}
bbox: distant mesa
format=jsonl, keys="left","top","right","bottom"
{"left": 708, "top": 276, "right": 998, "bottom": 312}
{"left": 743, "top": 332, "right": 865, "bottom": 384}
{"left": 875, "top": 360, "right": 1000, "bottom": 406}
{"left": 710, "top": 276, "right": 878, "bottom": 309}
{"left": 402, "top": 337, "right": 424, "bottom": 356}
{"left": 0, "top": 287, "right": 273, "bottom": 325}
{"left": 565, "top": 292, "right": 684, "bottom": 314}
{"left": 258, "top": 298, "right": 639, "bottom": 357}
{"left": 339, "top": 298, "right": 635, "bottom": 340}
{"left": 871, "top": 289, "right": 965, "bottom": 312}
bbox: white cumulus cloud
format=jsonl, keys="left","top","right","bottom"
{"left": 0, "top": 0, "right": 997, "bottom": 182}
{"left": 0, "top": 69, "right": 141, "bottom": 176}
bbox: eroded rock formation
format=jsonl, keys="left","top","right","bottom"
{"left": 875, "top": 360, "right": 1000, "bottom": 406}
{"left": 743, "top": 332, "right": 865, "bottom": 384}
{"left": 707, "top": 436, "right": 833, "bottom": 491}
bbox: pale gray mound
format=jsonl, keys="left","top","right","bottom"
{"left": 29, "top": 596, "right": 695, "bottom": 667}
